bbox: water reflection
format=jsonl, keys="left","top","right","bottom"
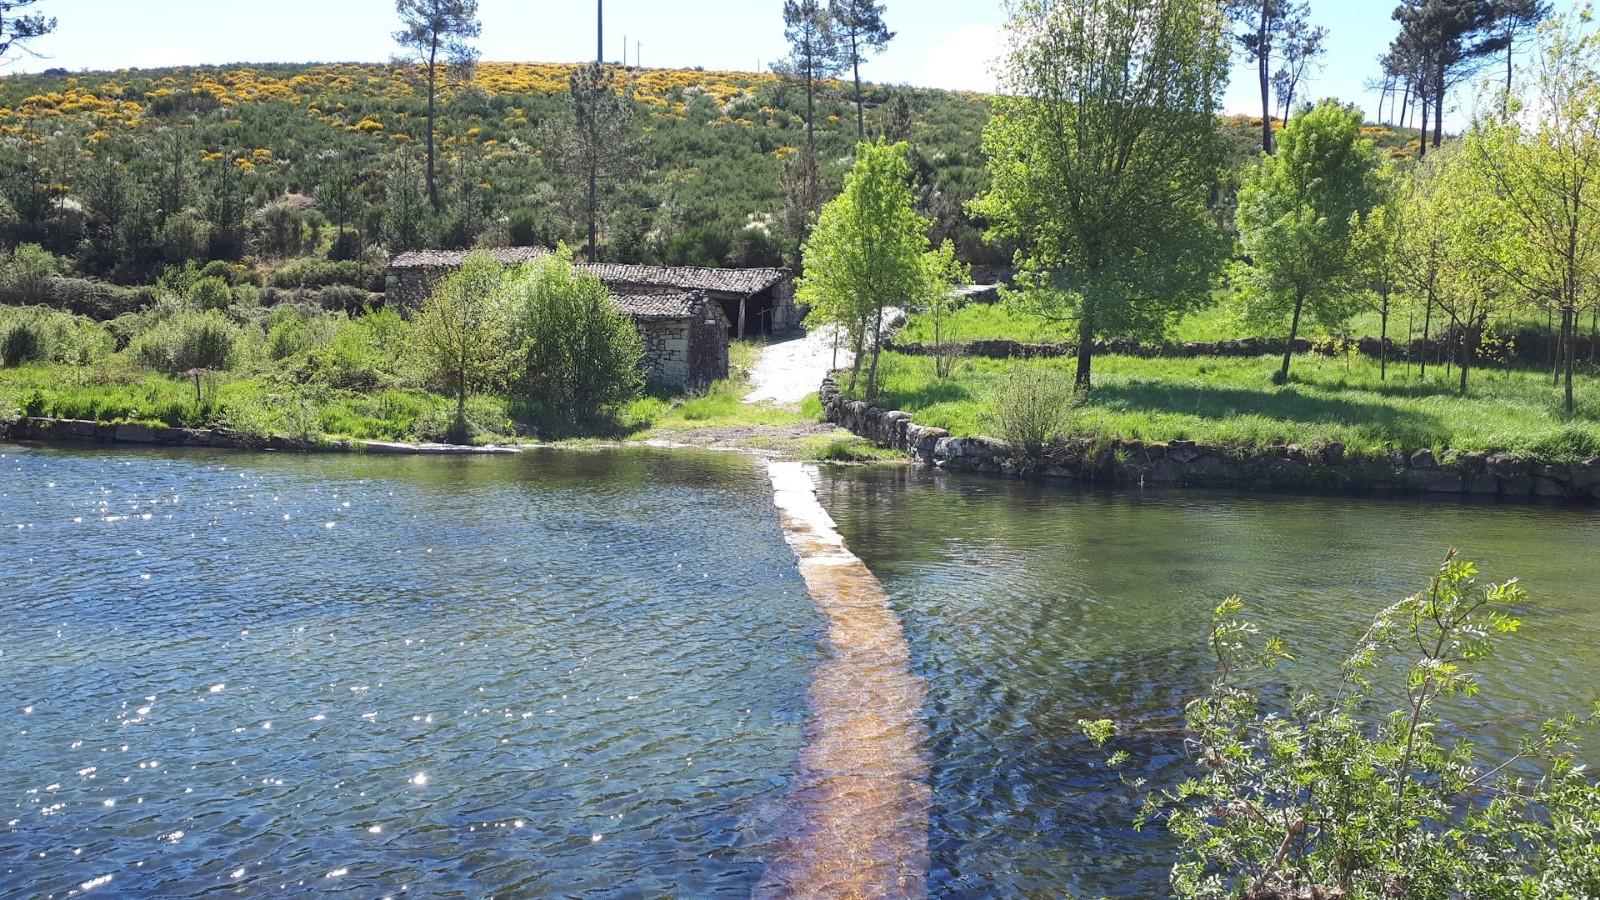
{"left": 818, "top": 465, "right": 1600, "bottom": 897}
{"left": 0, "top": 445, "right": 820, "bottom": 897}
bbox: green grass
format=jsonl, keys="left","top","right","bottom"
{"left": 851, "top": 350, "right": 1600, "bottom": 461}
{"left": 897, "top": 297, "right": 1581, "bottom": 348}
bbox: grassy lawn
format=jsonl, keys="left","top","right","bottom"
{"left": 896, "top": 298, "right": 1579, "bottom": 347}
{"left": 851, "top": 350, "right": 1600, "bottom": 461}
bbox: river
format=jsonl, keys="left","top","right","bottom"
{"left": 2, "top": 445, "right": 1596, "bottom": 897}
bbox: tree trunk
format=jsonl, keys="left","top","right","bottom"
{"left": 851, "top": 33, "right": 866, "bottom": 141}
{"left": 737, "top": 296, "right": 747, "bottom": 340}
{"left": 847, "top": 314, "right": 867, "bottom": 393}
{"left": 805, "top": 71, "right": 816, "bottom": 157}
{"left": 1420, "top": 297, "right": 1432, "bottom": 379}
{"left": 1432, "top": 64, "right": 1445, "bottom": 149}
{"left": 1418, "top": 90, "right": 1429, "bottom": 159}
{"left": 865, "top": 302, "right": 886, "bottom": 399}
{"left": 1379, "top": 296, "right": 1390, "bottom": 381}
{"left": 1258, "top": 7, "right": 1273, "bottom": 154}
{"left": 1458, "top": 319, "right": 1477, "bottom": 397}
{"left": 1564, "top": 306, "right": 1576, "bottom": 415}
{"left": 1278, "top": 292, "right": 1305, "bottom": 383}
{"left": 426, "top": 46, "right": 439, "bottom": 210}
{"left": 1075, "top": 311, "right": 1095, "bottom": 392}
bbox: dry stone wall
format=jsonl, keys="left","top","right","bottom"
{"left": 818, "top": 378, "right": 1600, "bottom": 502}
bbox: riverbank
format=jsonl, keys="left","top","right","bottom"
{"left": 820, "top": 378, "right": 1600, "bottom": 502}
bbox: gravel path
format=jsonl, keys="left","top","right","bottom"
{"left": 744, "top": 326, "right": 853, "bottom": 408}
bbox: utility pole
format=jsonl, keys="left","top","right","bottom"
{"left": 597, "top": 0, "right": 603, "bottom": 64}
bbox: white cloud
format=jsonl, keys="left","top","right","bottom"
{"left": 914, "top": 23, "right": 1003, "bottom": 93}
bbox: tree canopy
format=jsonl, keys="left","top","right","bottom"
{"left": 972, "top": 0, "right": 1232, "bottom": 391}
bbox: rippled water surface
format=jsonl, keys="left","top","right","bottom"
{"left": 817, "top": 467, "right": 1600, "bottom": 898}
{"left": 1, "top": 445, "right": 819, "bottom": 897}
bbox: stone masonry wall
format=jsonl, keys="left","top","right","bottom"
{"left": 639, "top": 320, "right": 691, "bottom": 387}
{"left": 818, "top": 378, "right": 1600, "bottom": 502}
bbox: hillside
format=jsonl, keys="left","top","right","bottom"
{"left": 0, "top": 61, "right": 1420, "bottom": 287}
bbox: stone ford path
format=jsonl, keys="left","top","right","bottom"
{"left": 744, "top": 326, "right": 854, "bottom": 408}
{"left": 759, "top": 462, "right": 929, "bottom": 898}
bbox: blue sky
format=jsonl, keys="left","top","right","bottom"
{"left": 6, "top": 0, "right": 1556, "bottom": 128}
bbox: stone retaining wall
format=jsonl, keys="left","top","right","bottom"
{"left": 890, "top": 329, "right": 1600, "bottom": 366}
{"left": 818, "top": 379, "right": 1600, "bottom": 502}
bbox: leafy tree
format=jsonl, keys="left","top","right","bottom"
{"left": 1230, "top": 0, "right": 1322, "bottom": 153}
{"left": 1394, "top": 149, "right": 1454, "bottom": 379}
{"left": 1391, "top": 0, "right": 1502, "bottom": 154}
{"left": 508, "top": 248, "right": 643, "bottom": 432}
{"left": 777, "top": 0, "right": 844, "bottom": 159}
{"left": 393, "top": 0, "right": 481, "bottom": 210}
{"left": 318, "top": 164, "right": 363, "bottom": 260}
{"left": 381, "top": 150, "right": 430, "bottom": 253}
{"left": 545, "top": 63, "right": 646, "bottom": 262}
{"left": 972, "top": 0, "right": 1231, "bottom": 392}
{"left": 1236, "top": 100, "right": 1381, "bottom": 384}
{"left": 830, "top": 0, "right": 893, "bottom": 141}
{"left": 800, "top": 140, "right": 950, "bottom": 399}
{"left": 1350, "top": 166, "right": 1406, "bottom": 380}
{"left": 1085, "top": 551, "right": 1600, "bottom": 899}
{"left": 1465, "top": 8, "right": 1600, "bottom": 414}
{"left": 0, "top": 0, "right": 54, "bottom": 64}
{"left": 412, "top": 250, "right": 512, "bottom": 435}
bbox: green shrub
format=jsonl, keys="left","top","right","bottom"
{"left": 1, "top": 318, "right": 45, "bottom": 366}
{"left": 0, "top": 243, "right": 62, "bottom": 305}
{"left": 508, "top": 251, "right": 643, "bottom": 432}
{"left": 157, "top": 211, "right": 211, "bottom": 264}
{"left": 186, "top": 276, "right": 234, "bottom": 311}
{"left": 268, "top": 259, "right": 379, "bottom": 291}
{"left": 133, "top": 310, "right": 238, "bottom": 372}
{"left": 1084, "top": 552, "right": 1600, "bottom": 899}
{"left": 985, "top": 364, "right": 1080, "bottom": 462}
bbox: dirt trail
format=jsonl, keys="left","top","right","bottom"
{"left": 745, "top": 327, "right": 853, "bottom": 408}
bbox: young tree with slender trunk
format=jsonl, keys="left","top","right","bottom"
{"left": 972, "top": 0, "right": 1231, "bottom": 393}
{"left": 413, "top": 251, "right": 512, "bottom": 438}
{"left": 544, "top": 63, "right": 647, "bottom": 262}
{"left": 1238, "top": 101, "right": 1383, "bottom": 384}
{"left": 1352, "top": 166, "right": 1406, "bottom": 380}
{"left": 0, "top": 0, "right": 54, "bottom": 64}
{"left": 1466, "top": 8, "right": 1600, "bottom": 414}
{"left": 393, "top": 0, "right": 481, "bottom": 212}
{"left": 1396, "top": 150, "right": 1453, "bottom": 380}
{"left": 799, "top": 141, "right": 953, "bottom": 399}
{"left": 778, "top": 0, "right": 844, "bottom": 160}
{"left": 830, "top": 0, "right": 893, "bottom": 141}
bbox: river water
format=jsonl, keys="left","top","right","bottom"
{"left": 0, "top": 446, "right": 820, "bottom": 897}
{"left": 818, "top": 465, "right": 1600, "bottom": 897}
{"left": 3, "top": 445, "right": 1597, "bottom": 897}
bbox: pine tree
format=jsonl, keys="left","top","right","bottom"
{"left": 393, "top": 0, "right": 481, "bottom": 211}
{"left": 831, "top": 0, "right": 894, "bottom": 141}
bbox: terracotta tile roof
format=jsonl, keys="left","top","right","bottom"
{"left": 388, "top": 246, "right": 552, "bottom": 268}
{"left": 611, "top": 291, "right": 723, "bottom": 321}
{"left": 584, "top": 263, "right": 790, "bottom": 296}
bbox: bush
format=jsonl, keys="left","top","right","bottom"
{"left": 0, "top": 244, "right": 62, "bottom": 305}
{"left": 268, "top": 259, "right": 380, "bottom": 291}
{"left": 133, "top": 310, "right": 238, "bottom": 373}
{"left": 985, "top": 364, "right": 1079, "bottom": 463}
{"left": 1083, "top": 552, "right": 1600, "bottom": 899}
{"left": 509, "top": 251, "right": 643, "bottom": 432}
{"left": 186, "top": 276, "right": 235, "bottom": 311}
{"left": 313, "top": 284, "right": 374, "bottom": 314}
{"left": 157, "top": 211, "right": 211, "bottom": 265}
{"left": 1, "top": 318, "right": 44, "bottom": 366}
{"left": 0, "top": 307, "right": 115, "bottom": 366}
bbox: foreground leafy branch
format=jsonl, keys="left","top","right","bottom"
{"left": 1085, "top": 551, "right": 1600, "bottom": 899}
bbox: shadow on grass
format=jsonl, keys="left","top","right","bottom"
{"left": 1091, "top": 379, "right": 1448, "bottom": 446}
{"left": 872, "top": 379, "right": 977, "bottom": 411}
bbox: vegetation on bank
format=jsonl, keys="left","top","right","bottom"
{"left": 1084, "top": 553, "right": 1600, "bottom": 898}
{"left": 0, "top": 279, "right": 864, "bottom": 458}
{"left": 850, "top": 350, "right": 1600, "bottom": 462}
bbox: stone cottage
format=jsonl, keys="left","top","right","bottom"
{"left": 385, "top": 248, "right": 798, "bottom": 338}
{"left": 383, "top": 248, "right": 733, "bottom": 390}
{"left": 613, "top": 292, "right": 730, "bottom": 390}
